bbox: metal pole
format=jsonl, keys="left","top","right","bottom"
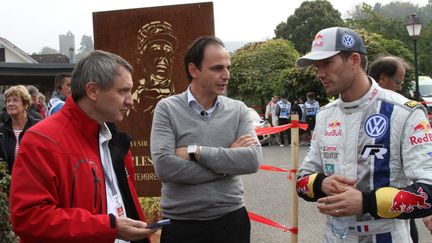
{"left": 414, "top": 39, "right": 419, "bottom": 101}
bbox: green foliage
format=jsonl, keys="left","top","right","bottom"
{"left": 275, "top": 0, "right": 344, "bottom": 54}
{"left": 78, "top": 35, "right": 94, "bottom": 54}
{"left": 350, "top": 1, "right": 431, "bottom": 26}
{"left": 0, "top": 174, "right": 19, "bottom": 243}
{"left": 347, "top": 1, "right": 432, "bottom": 77}
{"left": 356, "top": 29, "right": 413, "bottom": 64}
{"left": 75, "top": 35, "right": 95, "bottom": 62}
{"left": 417, "top": 21, "right": 432, "bottom": 77}
{"left": 228, "top": 39, "right": 299, "bottom": 107}
{"left": 346, "top": 3, "right": 409, "bottom": 44}
{"left": 354, "top": 29, "right": 414, "bottom": 93}
{"left": 278, "top": 66, "right": 328, "bottom": 103}
{"left": 139, "top": 197, "right": 161, "bottom": 223}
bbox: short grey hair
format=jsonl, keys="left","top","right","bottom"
{"left": 71, "top": 50, "right": 133, "bottom": 101}
{"left": 26, "top": 85, "right": 40, "bottom": 97}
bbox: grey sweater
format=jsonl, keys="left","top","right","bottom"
{"left": 150, "top": 92, "right": 262, "bottom": 220}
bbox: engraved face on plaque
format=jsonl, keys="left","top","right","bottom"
{"left": 133, "top": 21, "right": 178, "bottom": 114}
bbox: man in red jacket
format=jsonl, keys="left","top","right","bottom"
{"left": 10, "top": 50, "right": 156, "bottom": 242}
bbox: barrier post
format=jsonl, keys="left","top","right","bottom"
{"left": 290, "top": 114, "right": 299, "bottom": 243}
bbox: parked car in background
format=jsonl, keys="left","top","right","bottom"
{"left": 248, "top": 108, "right": 271, "bottom": 146}
{"left": 414, "top": 76, "right": 432, "bottom": 123}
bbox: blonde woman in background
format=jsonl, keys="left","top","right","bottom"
{"left": 0, "top": 85, "right": 40, "bottom": 174}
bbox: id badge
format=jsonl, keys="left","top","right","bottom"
{"left": 114, "top": 194, "right": 124, "bottom": 217}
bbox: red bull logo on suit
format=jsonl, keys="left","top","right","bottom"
{"left": 297, "top": 176, "right": 310, "bottom": 195}
{"left": 410, "top": 120, "right": 432, "bottom": 145}
{"left": 390, "top": 187, "right": 431, "bottom": 213}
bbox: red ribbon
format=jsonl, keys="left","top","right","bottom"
{"left": 259, "top": 165, "right": 297, "bottom": 180}
{"left": 255, "top": 122, "right": 308, "bottom": 136}
{"left": 248, "top": 211, "right": 298, "bottom": 234}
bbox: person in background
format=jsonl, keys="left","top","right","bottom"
{"left": 37, "top": 93, "right": 47, "bottom": 118}
{"left": 265, "top": 95, "right": 281, "bottom": 145}
{"left": 297, "top": 97, "right": 307, "bottom": 123}
{"left": 25, "top": 85, "right": 44, "bottom": 120}
{"left": 275, "top": 97, "right": 291, "bottom": 146}
{"left": 297, "top": 96, "right": 309, "bottom": 145}
{"left": 0, "top": 85, "right": 39, "bottom": 174}
{"left": 46, "top": 73, "right": 72, "bottom": 117}
{"left": 296, "top": 26, "right": 432, "bottom": 242}
{"left": 151, "top": 36, "right": 262, "bottom": 243}
{"left": 10, "top": 50, "right": 155, "bottom": 242}
{"left": 369, "top": 55, "right": 410, "bottom": 94}
{"left": 369, "top": 55, "right": 417, "bottom": 242}
{"left": 305, "top": 91, "right": 319, "bottom": 144}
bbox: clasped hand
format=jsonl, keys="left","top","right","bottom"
{"left": 316, "top": 175, "right": 363, "bottom": 217}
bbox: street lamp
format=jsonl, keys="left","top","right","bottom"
{"left": 405, "top": 13, "right": 422, "bottom": 100}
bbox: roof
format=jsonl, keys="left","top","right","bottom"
{"left": 0, "top": 37, "right": 37, "bottom": 63}
{"left": 31, "top": 54, "right": 70, "bottom": 64}
{"left": 0, "top": 62, "right": 74, "bottom": 85}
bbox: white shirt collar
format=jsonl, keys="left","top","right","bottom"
{"left": 186, "top": 85, "right": 220, "bottom": 116}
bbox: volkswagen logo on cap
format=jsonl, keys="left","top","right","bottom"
{"left": 341, "top": 34, "right": 355, "bottom": 48}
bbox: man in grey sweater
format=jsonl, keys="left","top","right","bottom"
{"left": 150, "top": 36, "right": 262, "bottom": 243}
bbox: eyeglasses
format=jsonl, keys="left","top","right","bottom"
{"left": 391, "top": 77, "right": 404, "bottom": 85}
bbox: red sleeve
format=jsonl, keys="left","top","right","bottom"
{"left": 10, "top": 137, "right": 117, "bottom": 242}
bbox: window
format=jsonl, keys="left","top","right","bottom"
{"left": 0, "top": 48, "right": 5, "bottom": 62}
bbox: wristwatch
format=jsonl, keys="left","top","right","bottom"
{"left": 187, "top": 145, "right": 198, "bottom": 161}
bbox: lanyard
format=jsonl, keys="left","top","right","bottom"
{"left": 101, "top": 141, "right": 118, "bottom": 197}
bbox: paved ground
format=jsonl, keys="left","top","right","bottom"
{"left": 243, "top": 145, "right": 432, "bottom": 243}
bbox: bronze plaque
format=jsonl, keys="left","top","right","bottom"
{"left": 93, "top": 2, "right": 214, "bottom": 196}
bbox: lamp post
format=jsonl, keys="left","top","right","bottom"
{"left": 405, "top": 13, "right": 422, "bottom": 100}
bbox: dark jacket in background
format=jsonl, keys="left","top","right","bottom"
{"left": 0, "top": 115, "right": 40, "bottom": 174}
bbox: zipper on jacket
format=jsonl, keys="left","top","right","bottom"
{"left": 91, "top": 167, "right": 99, "bottom": 209}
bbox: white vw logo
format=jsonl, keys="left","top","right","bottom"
{"left": 365, "top": 114, "right": 388, "bottom": 138}
{"left": 341, "top": 34, "right": 355, "bottom": 48}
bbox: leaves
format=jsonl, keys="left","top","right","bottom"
{"left": 228, "top": 39, "right": 299, "bottom": 107}
{"left": 275, "top": 0, "right": 345, "bottom": 55}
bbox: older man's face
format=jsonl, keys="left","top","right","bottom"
{"left": 379, "top": 65, "right": 405, "bottom": 93}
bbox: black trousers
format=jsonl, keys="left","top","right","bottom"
{"left": 160, "top": 207, "right": 251, "bottom": 243}
{"left": 279, "top": 118, "right": 291, "bottom": 145}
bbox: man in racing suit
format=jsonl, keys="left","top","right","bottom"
{"left": 296, "top": 27, "right": 432, "bottom": 242}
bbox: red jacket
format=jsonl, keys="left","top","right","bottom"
{"left": 10, "top": 96, "right": 149, "bottom": 243}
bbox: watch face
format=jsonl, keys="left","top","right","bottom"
{"left": 188, "top": 145, "right": 197, "bottom": 153}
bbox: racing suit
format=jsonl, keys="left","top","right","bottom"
{"left": 297, "top": 79, "right": 432, "bottom": 242}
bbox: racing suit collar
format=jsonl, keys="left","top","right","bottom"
{"left": 337, "top": 77, "right": 381, "bottom": 113}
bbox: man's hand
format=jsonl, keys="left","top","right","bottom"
{"left": 321, "top": 174, "right": 356, "bottom": 196}
{"left": 230, "top": 134, "right": 258, "bottom": 148}
{"left": 316, "top": 187, "right": 363, "bottom": 217}
{"left": 116, "top": 217, "right": 157, "bottom": 241}
{"left": 423, "top": 215, "right": 432, "bottom": 232}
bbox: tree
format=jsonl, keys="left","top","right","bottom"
{"left": 417, "top": 21, "right": 432, "bottom": 77}
{"left": 347, "top": 2, "right": 432, "bottom": 77}
{"left": 278, "top": 66, "right": 325, "bottom": 103}
{"left": 275, "top": 0, "right": 344, "bottom": 55}
{"left": 75, "top": 35, "right": 94, "bottom": 62}
{"left": 39, "top": 46, "right": 59, "bottom": 54}
{"left": 228, "top": 39, "right": 299, "bottom": 110}
{"left": 78, "top": 35, "right": 94, "bottom": 53}
{"left": 346, "top": 3, "right": 408, "bottom": 43}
